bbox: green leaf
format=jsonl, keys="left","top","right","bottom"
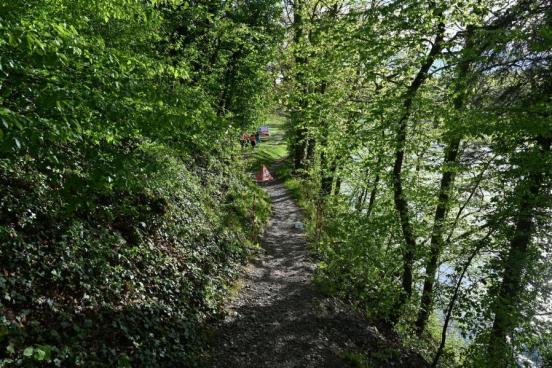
{"left": 117, "top": 354, "right": 131, "bottom": 367}
{"left": 23, "top": 347, "right": 34, "bottom": 357}
{"left": 33, "top": 347, "right": 48, "bottom": 361}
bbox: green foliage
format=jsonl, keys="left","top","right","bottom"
{"left": 279, "top": 0, "right": 552, "bottom": 366}
{"left": 339, "top": 347, "right": 407, "bottom": 368}
{"left": 0, "top": 0, "right": 280, "bottom": 366}
{"left": 2, "top": 0, "right": 551, "bottom": 366}
{"left": 0, "top": 137, "right": 270, "bottom": 367}
{"left": 313, "top": 204, "right": 404, "bottom": 321}
{"left": 339, "top": 351, "right": 373, "bottom": 368}
{"left": 246, "top": 114, "right": 288, "bottom": 171}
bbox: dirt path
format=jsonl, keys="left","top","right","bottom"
{"left": 209, "top": 168, "right": 427, "bottom": 368}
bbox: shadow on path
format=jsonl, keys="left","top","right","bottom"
{"left": 208, "top": 165, "right": 428, "bottom": 368}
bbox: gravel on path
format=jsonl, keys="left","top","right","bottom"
{"left": 209, "top": 168, "right": 428, "bottom": 368}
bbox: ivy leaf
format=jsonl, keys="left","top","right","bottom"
{"left": 34, "top": 347, "right": 47, "bottom": 361}
{"left": 23, "top": 346, "right": 34, "bottom": 357}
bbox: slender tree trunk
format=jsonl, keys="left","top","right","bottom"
{"left": 416, "top": 26, "right": 481, "bottom": 334}
{"left": 305, "top": 135, "right": 316, "bottom": 164}
{"left": 292, "top": 125, "right": 307, "bottom": 170}
{"left": 329, "top": 160, "right": 340, "bottom": 195}
{"left": 333, "top": 169, "right": 342, "bottom": 195}
{"left": 298, "top": 3, "right": 339, "bottom": 175}
{"left": 431, "top": 230, "right": 493, "bottom": 367}
{"left": 487, "top": 138, "right": 550, "bottom": 366}
{"left": 320, "top": 152, "right": 333, "bottom": 196}
{"left": 392, "top": 111, "right": 417, "bottom": 302}
{"left": 356, "top": 186, "right": 367, "bottom": 212}
{"left": 292, "top": 2, "right": 338, "bottom": 174}
{"left": 415, "top": 136, "right": 461, "bottom": 333}
{"left": 363, "top": 130, "right": 385, "bottom": 218}
{"left": 321, "top": 154, "right": 339, "bottom": 196}
{"left": 365, "top": 177, "right": 379, "bottom": 218}
{"left": 365, "top": 154, "right": 382, "bottom": 219}
{"left": 391, "top": 20, "right": 445, "bottom": 317}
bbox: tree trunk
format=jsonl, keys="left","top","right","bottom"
{"left": 415, "top": 136, "right": 461, "bottom": 333}
{"left": 355, "top": 186, "right": 367, "bottom": 213}
{"left": 365, "top": 154, "right": 382, "bottom": 219}
{"left": 487, "top": 138, "right": 550, "bottom": 366}
{"left": 431, "top": 230, "right": 493, "bottom": 367}
{"left": 320, "top": 152, "right": 333, "bottom": 196}
{"left": 416, "top": 25, "right": 479, "bottom": 334}
{"left": 391, "top": 19, "right": 446, "bottom": 316}
{"left": 292, "top": 125, "right": 307, "bottom": 171}
{"left": 305, "top": 136, "right": 316, "bottom": 165}
{"left": 333, "top": 169, "right": 342, "bottom": 195}
{"left": 321, "top": 153, "right": 339, "bottom": 196}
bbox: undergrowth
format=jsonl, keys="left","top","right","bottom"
{"left": 276, "top": 157, "right": 468, "bottom": 367}
{"left": 0, "top": 138, "right": 269, "bottom": 367}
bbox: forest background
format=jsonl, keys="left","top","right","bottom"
{"left": 0, "top": 0, "right": 551, "bottom": 367}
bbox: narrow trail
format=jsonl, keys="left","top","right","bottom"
{"left": 209, "top": 165, "right": 427, "bottom": 368}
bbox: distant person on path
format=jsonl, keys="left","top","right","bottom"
{"left": 255, "top": 131, "right": 260, "bottom": 144}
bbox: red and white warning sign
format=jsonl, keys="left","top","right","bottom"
{"left": 255, "top": 165, "right": 274, "bottom": 182}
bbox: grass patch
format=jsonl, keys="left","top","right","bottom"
{"left": 245, "top": 114, "right": 288, "bottom": 172}
{"left": 274, "top": 160, "right": 315, "bottom": 214}
{"left": 274, "top": 161, "right": 302, "bottom": 201}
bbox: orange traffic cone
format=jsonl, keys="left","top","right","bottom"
{"left": 255, "top": 165, "right": 274, "bottom": 182}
